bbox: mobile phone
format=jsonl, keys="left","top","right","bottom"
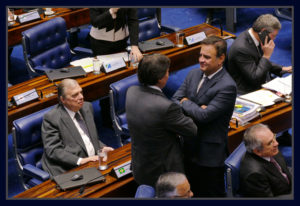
{"left": 258, "top": 30, "right": 271, "bottom": 45}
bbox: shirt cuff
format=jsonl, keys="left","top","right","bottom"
{"left": 77, "top": 158, "right": 82, "bottom": 166}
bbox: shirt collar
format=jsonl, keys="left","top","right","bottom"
{"left": 261, "top": 156, "right": 271, "bottom": 162}
{"left": 148, "top": 85, "right": 162, "bottom": 92}
{"left": 248, "top": 28, "right": 260, "bottom": 47}
{"left": 64, "top": 105, "right": 78, "bottom": 119}
{"left": 204, "top": 66, "right": 223, "bottom": 80}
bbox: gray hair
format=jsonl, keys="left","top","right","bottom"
{"left": 252, "top": 14, "right": 281, "bottom": 33}
{"left": 243, "top": 123, "right": 270, "bottom": 153}
{"left": 155, "top": 172, "right": 187, "bottom": 198}
{"left": 57, "top": 78, "right": 79, "bottom": 101}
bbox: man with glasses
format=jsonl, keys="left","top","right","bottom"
{"left": 240, "top": 123, "right": 292, "bottom": 197}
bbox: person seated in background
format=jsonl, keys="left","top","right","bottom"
{"left": 126, "top": 53, "right": 197, "bottom": 187}
{"left": 239, "top": 124, "right": 292, "bottom": 197}
{"left": 156, "top": 172, "right": 193, "bottom": 198}
{"left": 227, "top": 14, "right": 292, "bottom": 95}
{"left": 41, "top": 79, "right": 114, "bottom": 177}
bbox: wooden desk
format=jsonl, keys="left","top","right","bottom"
{"left": 14, "top": 101, "right": 292, "bottom": 198}
{"left": 8, "top": 8, "right": 90, "bottom": 47}
{"left": 8, "top": 23, "right": 235, "bottom": 132}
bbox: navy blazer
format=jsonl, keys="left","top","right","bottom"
{"left": 239, "top": 152, "right": 292, "bottom": 197}
{"left": 227, "top": 30, "right": 282, "bottom": 94}
{"left": 172, "top": 68, "right": 237, "bottom": 167}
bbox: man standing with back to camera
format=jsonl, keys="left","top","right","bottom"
{"left": 126, "top": 54, "right": 197, "bottom": 187}
{"left": 172, "top": 36, "right": 237, "bottom": 197}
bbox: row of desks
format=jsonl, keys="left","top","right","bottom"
{"left": 14, "top": 101, "right": 291, "bottom": 198}
{"left": 8, "top": 23, "right": 235, "bottom": 132}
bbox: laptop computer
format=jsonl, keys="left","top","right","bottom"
{"left": 53, "top": 167, "right": 106, "bottom": 191}
{"left": 45, "top": 66, "right": 86, "bottom": 81}
{"left": 138, "top": 38, "right": 175, "bottom": 52}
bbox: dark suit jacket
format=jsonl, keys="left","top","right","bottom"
{"left": 126, "top": 86, "right": 197, "bottom": 186}
{"left": 41, "top": 102, "right": 105, "bottom": 177}
{"left": 172, "top": 68, "right": 237, "bottom": 167}
{"left": 227, "top": 30, "right": 282, "bottom": 94}
{"left": 239, "top": 152, "right": 292, "bottom": 197}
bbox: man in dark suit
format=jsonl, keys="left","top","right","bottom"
{"left": 227, "top": 14, "right": 292, "bottom": 95}
{"left": 126, "top": 54, "right": 197, "bottom": 187}
{"left": 41, "top": 79, "right": 114, "bottom": 177}
{"left": 240, "top": 124, "right": 292, "bottom": 197}
{"left": 172, "top": 36, "right": 237, "bottom": 197}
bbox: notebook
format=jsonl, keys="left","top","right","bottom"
{"left": 53, "top": 167, "right": 106, "bottom": 191}
{"left": 45, "top": 66, "right": 86, "bottom": 81}
{"left": 138, "top": 38, "right": 175, "bottom": 52}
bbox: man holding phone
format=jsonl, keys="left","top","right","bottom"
{"left": 227, "top": 14, "right": 292, "bottom": 95}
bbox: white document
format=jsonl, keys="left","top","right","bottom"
{"left": 70, "top": 57, "right": 94, "bottom": 73}
{"left": 239, "top": 89, "right": 283, "bottom": 107}
{"left": 97, "top": 52, "right": 129, "bottom": 62}
{"left": 262, "top": 75, "right": 292, "bottom": 95}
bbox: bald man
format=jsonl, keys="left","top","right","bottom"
{"left": 41, "top": 79, "right": 113, "bottom": 177}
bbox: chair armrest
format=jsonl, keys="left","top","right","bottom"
{"left": 161, "top": 25, "right": 181, "bottom": 33}
{"left": 23, "top": 164, "right": 50, "bottom": 181}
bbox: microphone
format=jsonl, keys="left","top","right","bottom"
{"left": 211, "top": 18, "right": 223, "bottom": 36}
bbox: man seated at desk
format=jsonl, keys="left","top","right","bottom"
{"left": 41, "top": 78, "right": 113, "bottom": 177}
{"left": 239, "top": 124, "right": 292, "bottom": 197}
{"left": 227, "top": 14, "right": 292, "bottom": 95}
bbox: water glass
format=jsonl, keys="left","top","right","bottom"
{"left": 98, "top": 149, "right": 108, "bottom": 170}
{"left": 176, "top": 32, "right": 185, "bottom": 47}
{"left": 93, "top": 59, "right": 101, "bottom": 75}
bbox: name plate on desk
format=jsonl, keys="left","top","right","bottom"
{"left": 111, "top": 160, "right": 132, "bottom": 179}
{"left": 101, "top": 58, "right": 126, "bottom": 73}
{"left": 12, "top": 89, "right": 39, "bottom": 106}
{"left": 185, "top": 32, "right": 207, "bottom": 45}
{"left": 18, "top": 11, "right": 41, "bottom": 24}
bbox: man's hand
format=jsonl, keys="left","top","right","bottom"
{"left": 102, "top": 146, "right": 114, "bottom": 153}
{"left": 180, "top": 97, "right": 189, "bottom": 104}
{"left": 79, "top": 156, "right": 98, "bottom": 165}
{"left": 282, "top": 66, "right": 292, "bottom": 73}
{"left": 262, "top": 38, "right": 275, "bottom": 59}
{"left": 131, "top": 46, "right": 143, "bottom": 62}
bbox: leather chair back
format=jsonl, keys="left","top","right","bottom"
{"left": 138, "top": 8, "right": 161, "bottom": 41}
{"left": 135, "top": 184, "right": 156, "bottom": 198}
{"left": 109, "top": 74, "right": 140, "bottom": 145}
{"left": 224, "top": 142, "right": 246, "bottom": 197}
{"left": 22, "top": 17, "right": 72, "bottom": 76}
{"left": 12, "top": 106, "right": 53, "bottom": 188}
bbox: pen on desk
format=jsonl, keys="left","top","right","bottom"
{"left": 235, "top": 119, "right": 238, "bottom": 128}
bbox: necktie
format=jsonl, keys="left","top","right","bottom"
{"left": 197, "top": 76, "right": 209, "bottom": 93}
{"left": 270, "top": 157, "right": 290, "bottom": 184}
{"left": 257, "top": 44, "right": 263, "bottom": 56}
{"left": 75, "top": 112, "right": 90, "bottom": 138}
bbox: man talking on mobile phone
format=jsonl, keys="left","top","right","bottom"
{"left": 227, "top": 14, "right": 292, "bottom": 95}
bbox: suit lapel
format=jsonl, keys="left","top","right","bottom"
{"left": 196, "top": 69, "right": 225, "bottom": 98}
{"left": 245, "top": 31, "right": 262, "bottom": 58}
{"left": 60, "top": 105, "right": 88, "bottom": 155}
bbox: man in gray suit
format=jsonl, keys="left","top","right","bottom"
{"left": 172, "top": 36, "right": 237, "bottom": 197}
{"left": 41, "top": 79, "right": 114, "bottom": 177}
{"left": 227, "top": 14, "right": 292, "bottom": 95}
{"left": 126, "top": 54, "right": 197, "bottom": 187}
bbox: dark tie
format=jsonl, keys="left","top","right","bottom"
{"left": 197, "top": 76, "right": 209, "bottom": 93}
{"left": 75, "top": 112, "right": 90, "bottom": 138}
{"left": 257, "top": 44, "right": 263, "bottom": 56}
{"left": 270, "top": 157, "right": 290, "bottom": 184}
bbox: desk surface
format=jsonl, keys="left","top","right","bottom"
{"left": 8, "top": 23, "right": 235, "bottom": 132}
{"left": 8, "top": 8, "right": 90, "bottom": 47}
{"left": 14, "top": 101, "right": 291, "bottom": 198}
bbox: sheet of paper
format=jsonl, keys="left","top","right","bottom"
{"left": 70, "top": 57, "right": 94, "bottom": 73}
{"left": 97, "top": 52, "right": 129, "bottom": 62}
{"left": 262, "top": 74, "right": 292, "bottom": 95}
{"left": 239, "top": 90, "right": 282, "bottom": 107}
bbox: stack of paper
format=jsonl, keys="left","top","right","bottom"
{"left": 239, "top": 89, "right": 283, "bottom": 107}
{"left": 70, "top": 57, "right": 94, "bottom": 73}
{"left": 97, "top": 52, "right": 129, "bottom": 62}
{"left": 231, "top": 98, "right": 260, "bottom": 126}
{"left": 262, "top": 75, "right": 292, "bottom": 95}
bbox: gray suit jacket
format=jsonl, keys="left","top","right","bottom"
{"left": 227, "top": 30, "right": 282, "bottom": 94}
{"left": 41, "top": 102, "right": 105, "bottom": 177}
{"left": 126, "top": 86, "right": 197, "bottom": 186}
{"left": 172, "top": 68, "right": 237, "bottom": 167}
